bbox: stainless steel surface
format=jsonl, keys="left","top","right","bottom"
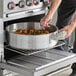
{"left": 0, "top": 19, "right": 3, "bottom": 47}
{"left": 4, "top": 1, "right": 42, "bottom": 14}
{"left": 0, "top": 0, "right": 3, "bottom": 18}
{"left": 3, "top": 8, "right": 46, "bottom": 21}
{"left": 0, "top": 0, "right": 76, "bottom": 76}
{"left": 6, "top": 22, "right": 58, "bottom": 50}
{"left": 46, "top": 65, "right": 71, "bottom": 76}
{"left": 4, "top": 41, "right": 65, "bottom": 56}
{"left": 1, "top": 49, "right": 76, "bottom": 76}
{"left": 0, "top": 19, "right": 4, "bottom": 62}
{"left": 3, "top": 2, "right": 46, "bottom": 20}
{"left": 0, "top": 0, "right": 49, "bottom": 20}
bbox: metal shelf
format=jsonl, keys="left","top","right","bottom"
{"left": 4, "top": 41, "right": 65, "bottom": 56}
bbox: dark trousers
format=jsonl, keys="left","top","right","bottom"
{"left": 56, "top": 0, "right": 76, "bottom": 70}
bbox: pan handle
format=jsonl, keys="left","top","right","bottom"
{"left": 50, "top": 31, "right": 67, "bottom": 41}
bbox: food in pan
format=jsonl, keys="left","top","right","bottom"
{"left": 14, "top": 29, "right": 50, "bottom": 35}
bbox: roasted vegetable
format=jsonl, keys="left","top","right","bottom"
{"left": 14, "top": 29, "right": 50, "bottom": 35}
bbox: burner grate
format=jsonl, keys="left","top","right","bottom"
{"left": 4, "top": 41, "right": 65, "bottom": 56}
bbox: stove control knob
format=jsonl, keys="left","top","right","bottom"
{"left": 19, "top": 1, "right": 25, "bottom": 8}
{"left": 26, "top": 0, "right": 32, "bottom": 6}
{"left": 43, "top": 0, "right": 49, "bottom": 5}
{"left": 33, "top": 0, "right": 39, "bottom": 5}
{"left": 8, "top": 2, "right": 15, "bottom": 10}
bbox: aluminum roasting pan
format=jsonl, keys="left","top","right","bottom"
{"left": 6, "top": 22, "right": 66, "bottom": 50}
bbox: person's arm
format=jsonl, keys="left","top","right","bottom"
{"left": 59, "top": 12, "right": 76, "bottom": 38}
{"left": 40, "top": 0, "right": 62, "bottom": 28}
{"left": 71, "top": 12, "right": 76, "bottom": 28}
{"left": 47, "top": 0, "right": 62, "bottom": 19}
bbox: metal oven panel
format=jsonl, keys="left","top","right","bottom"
{"left": 3, "top": 8, "right": 46, "bottom": 21}
{"left": 0, "top": 0, "right": 3, "bottom": 18}
{"left": 0, "top": 19, "right": 4, "bottom": 61}
{"left": 0, "top": 0, "right": 49, "bottom": 20}
{"left": 1, "top": 49, "right": 76, "bottom": 76}
{"left": 3, "top": 0, "right": 49, "bottom": 15}
{"left": 4, "top": 1, "right": 43, "bottom": 14}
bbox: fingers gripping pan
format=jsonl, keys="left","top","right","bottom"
{"left": 51, "top": 31, "right": 67, "bottom": 41}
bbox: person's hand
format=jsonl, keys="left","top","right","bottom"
{"left": 59, "top": 24, "right": 75, "bottom": 38}
{"left": 40, "top": 15, "right": 52, "bottom": 29}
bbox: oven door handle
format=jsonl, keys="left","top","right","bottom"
{"left": 26, "top": 11, "right": 33, "bottom": 13}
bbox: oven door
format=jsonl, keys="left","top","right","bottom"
{"left": 1, "top": 48, "right": 76, "bottom": 76}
